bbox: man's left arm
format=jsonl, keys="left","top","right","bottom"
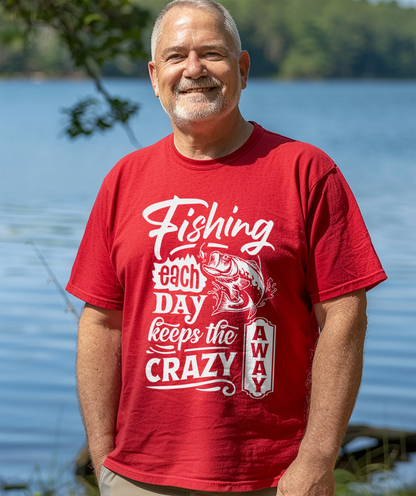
{"left": 277, "top": 288, "right": 367, "bottom": 496}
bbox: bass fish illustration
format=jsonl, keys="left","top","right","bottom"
{"left": 202, "top": 251, "right": 266, "bottom": 318}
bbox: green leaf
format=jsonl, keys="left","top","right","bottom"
{"left": 83, "top": 13, "right": 102, "bottom": 25}
{"left": 334, "top": 468, "right": 358, "bottom": 485}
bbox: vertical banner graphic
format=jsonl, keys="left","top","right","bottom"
{"left": 243, "top": 318, "right": 276, "bottom": 399}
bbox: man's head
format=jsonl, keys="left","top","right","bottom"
{"left": 151, "top": 0, "right": 242, "bottom": 62}
{"left": 148, "top": 0, "right": 250, "bottom": 129}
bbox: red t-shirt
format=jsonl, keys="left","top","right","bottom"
{"left": 67, "top": 123, "right": 386, "bottom": 491}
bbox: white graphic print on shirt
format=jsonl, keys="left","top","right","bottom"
{"left": 201, "top": 247, "right": 267, "bottom": 319}
{"left": 143, "top": 197, "right": 277, "bottom": 399}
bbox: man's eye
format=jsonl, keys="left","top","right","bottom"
{"left": 167, "top": 54, "right": 184, "bottom": 61}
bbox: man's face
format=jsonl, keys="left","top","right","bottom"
{"left": 148, "top": 7, "right": 249, "bottom": 127}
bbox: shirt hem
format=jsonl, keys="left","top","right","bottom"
{"left": 310, "top": 269, "right": 387, "bottom": 304}
{"left": 103, "top": 459, "right": 282, "bottom": 492}
{"left": 65, "top": 282, "right": 124, "bottom": 311}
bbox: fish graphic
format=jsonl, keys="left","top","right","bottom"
{"left": 202, "top": 251, "right": 266, "bottom": 318}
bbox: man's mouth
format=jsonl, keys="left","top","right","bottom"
{"left": 179, "top": 87, "right": 216, "bottom": 94}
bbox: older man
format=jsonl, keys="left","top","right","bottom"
{"left": 67, "top": 1, "right": 386, "bottom": 495}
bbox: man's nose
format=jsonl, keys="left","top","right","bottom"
{"left": 183, "top": 51, "right": 207, "bottom": 79}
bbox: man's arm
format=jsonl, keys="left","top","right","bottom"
{"left": 277, "top": 289, "right": 367, "bottom": 496}
{"left": 77, "top": 303, "right": 123, "bottom": 477}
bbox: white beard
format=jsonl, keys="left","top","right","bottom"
{"left": 159, "top": 76, "right": 241, "bottom": 127}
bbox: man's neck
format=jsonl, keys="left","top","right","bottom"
{"left": 171, "top": 112, "right": 254, "bottom": 160}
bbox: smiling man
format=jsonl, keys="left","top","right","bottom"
{"left": 67, "top": 1, "right": 387, "bottom": 495}
{"left": 148, "top": 1, "right": 252, "bottom": 159}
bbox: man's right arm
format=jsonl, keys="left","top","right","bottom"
{"left": 77, "top": 303, "right": 123, "bottom": 477}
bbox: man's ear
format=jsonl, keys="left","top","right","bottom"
{"left": 239, "top": 50, "right": 250, "bottom": 90}
{"left": 148, "top": 61, "right": 160, "bottom": 98}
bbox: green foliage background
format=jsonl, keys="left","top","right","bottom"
{"left": 223, "top": 0, "right": 416, "bottom": 78}
{"left": 1, "top": 0, "right": 415, "bottom": 79}
{"left": 1, "top": 0, "right": 414, "bottom": 140}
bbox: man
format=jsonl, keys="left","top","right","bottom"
{"left": 66, "top": 1, "right": 387, "bottom": 495}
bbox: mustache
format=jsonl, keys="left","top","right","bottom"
{"left": 175, "top": 76, "right": 222, "bottom": 92}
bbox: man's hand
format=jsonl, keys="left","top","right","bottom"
{"left": 276, "top": 455, "right": 335, "bottom": 496}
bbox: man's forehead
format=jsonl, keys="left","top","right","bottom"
{"left": 156, "top": 6, "right": 236, "bottom": 54}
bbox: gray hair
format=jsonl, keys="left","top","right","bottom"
{"left": 151, "top": 0, "right": 242, "bottom": 61}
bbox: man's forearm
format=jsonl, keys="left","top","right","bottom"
{"left": 77, "top": 304, "right": 122, "bottom": 475}
{"left": 300, "top": 289, "right": 367, "bottom": 463}
{"left": 277, "top": 289, "right": 367, "bottom": 496}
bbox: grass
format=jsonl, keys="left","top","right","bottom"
{"left": 334, "top": 467, "right": 416, "bottom": 495}
{"left": 333, "top": 437, "right": 416, "bottom": 496}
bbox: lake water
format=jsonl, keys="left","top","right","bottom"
{"left": 0, "top": 79, "right": 415, "bottom": 489}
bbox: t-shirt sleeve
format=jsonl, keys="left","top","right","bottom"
{"left": 306, "top": 167, "right": 387, "bottom": 304}
{"left": 66, "top": 179, "right": 124, "bottom": 310}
